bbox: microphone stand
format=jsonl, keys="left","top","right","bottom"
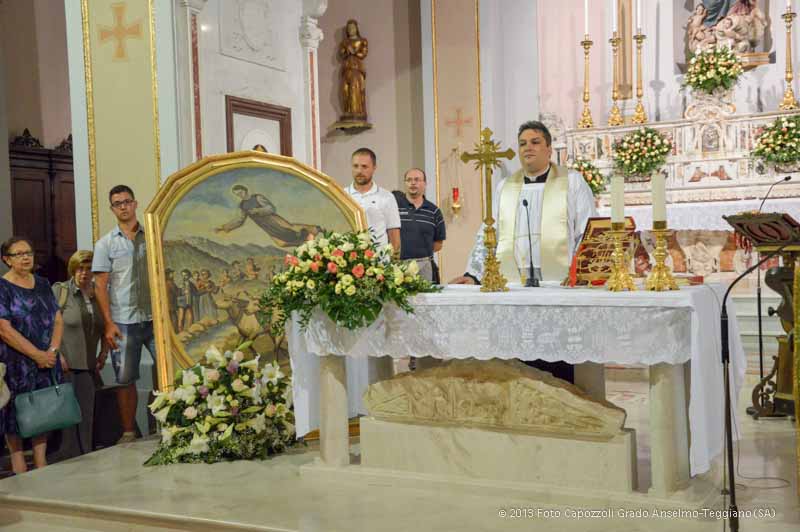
{"left": 720, "top": 244, "right": 787, "bottom": 532}
{"left": 522, "top": 199, "right": 538, "bottom": 287}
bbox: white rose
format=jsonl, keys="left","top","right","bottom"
{"left": 183, "top": 406, "right": 198, "bottom": 419}
{"left": 345, "top": 285, "right": 356, "bottom": 296}
{"left": 232, "top": 379, "right": 248, "bottom": 392}
{"left": 232, "top": 351, "right": 245, "bottom": 363}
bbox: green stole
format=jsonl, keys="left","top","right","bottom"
{"left": 495, "top": 163, "right": 570, "bottom": 282}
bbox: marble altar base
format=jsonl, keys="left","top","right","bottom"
{"left": 360, "top": 417, "right": 638, "bottom": 492}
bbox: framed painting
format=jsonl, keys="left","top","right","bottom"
{"left": 225, "top": 95, "right": 292, "bottom": 155}
{"left": 144, "top": 151, "right": 366, "bottom": 390}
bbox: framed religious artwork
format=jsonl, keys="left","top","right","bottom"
{"left": 144, "top": 151, "right": 366, "bottom": 390}
{"left": 225, "top": 95, "right": 292, "bottom": 155}
{"left": 569, "top": 216, "right": 639, "bottom": 285}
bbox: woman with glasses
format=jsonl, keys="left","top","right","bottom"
{"left": 51, "top": 250, "right": 106, "bottom": 459}
{"left": 0, "top": 236, "right": 67, "bottom": 474}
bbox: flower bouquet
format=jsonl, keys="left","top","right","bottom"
{"left": 259, "top": 231, "right": 439, "bottom": 334}
{"left": 570, "top": 159, "right": 607, "bottom": 196}
{"left": 683, "top": 46, "right": 743, "bottom": 95}
{"left": 612, "top": 127, "right": 673, "bottom": 182}
{"left": 144, "top": 345, "right": 294, "bottom": 465}
{"left": 752, "top": 115, "right": 800, "bottom": 171}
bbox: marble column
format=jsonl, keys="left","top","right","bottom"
{"left": 319, "top": 354, "right": 349, "bottom": 467}
{"left": 649, "top": 362, "right": 690, "bottom": 494}
{"left": 173, "top": 0, "right": 207, "bottom": 167}
{"left": 300, "top": 0, "right": 326, "bottom": 169}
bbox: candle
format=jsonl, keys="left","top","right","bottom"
{"left": 452, "top": 187, "right": 460, "bottom": 203}
{"left": 788, "top": 1, "right": 793, "bottom": 12}
{"left": 611, "top": 175, "right": 624, "bottom": 223}
{"left": 651, "top": 173, "right": 666, "bottom": 222}
{"left": 636, "top": 0, "right": 642, "bottom": 33}
{"left": 584, "top": 0, "right": 589, "bottom": 35}
{"left": 611, "top": 0, "right": 617, "bottom": 32}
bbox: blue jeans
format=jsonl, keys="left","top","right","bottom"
{"left": 110, "top": 321, "right": 156, "bottom": 385}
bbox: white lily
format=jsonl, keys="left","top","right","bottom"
{"left": 205, "top": 346, "right": 226, "bottom": 368}
{"left": 187, "top": 434, "right": 210, "bottom": 455}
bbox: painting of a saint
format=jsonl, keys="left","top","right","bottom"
{"left": 157, "top": 165, "right": 355, "bottom": 364}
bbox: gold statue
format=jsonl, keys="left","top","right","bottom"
{"left": 333, "top": 20, "right": 372, "bottom": 131}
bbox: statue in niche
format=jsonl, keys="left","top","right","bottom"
{"left": 333, "top": 19, "right": 372, "bottom": 131}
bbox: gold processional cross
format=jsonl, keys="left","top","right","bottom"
{"left": 99, "top": 3, "right": 143, "bottom": 61}
{"left": 461, "top": 128, "right": 515, "bottom": 292}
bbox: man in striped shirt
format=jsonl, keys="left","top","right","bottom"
{"left": 393, "top": 168, "right": 446, "bottom": 283}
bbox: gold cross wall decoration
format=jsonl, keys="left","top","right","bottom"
{"left": 98, "top": 3, "right": 143, "bottom": 61}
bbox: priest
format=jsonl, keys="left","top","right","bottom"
{"left": 450, "top": 120, "right": 597, "bottom": 382}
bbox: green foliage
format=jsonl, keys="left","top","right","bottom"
{"left": 752, "top": 115, "right": 800, "bottom": 167}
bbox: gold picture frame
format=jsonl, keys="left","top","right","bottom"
{"left": 144, "top": 151, "right": 367, "bottom": 390}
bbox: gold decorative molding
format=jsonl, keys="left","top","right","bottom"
{"left": 148, "top": 0, "right": 161, "bottom": 187}
{"left": 81, "top": 0, "right": 99, "bottom": 243}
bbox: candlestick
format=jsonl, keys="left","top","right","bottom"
{"left": 607, "top": 222, "right": 636, "bottom": 292}
{"left": 632, "top": 32, "right": 648, "bottom": 124}
{"left": 780, "top": 8, "right": 799, "bottom": 110}
{"left": 608, "top": 31, "right": 624, "bottom": 126}
{"left": 578, "top": 36, "right": 595, "bottom": 128}
{"left": 646, "top": 221, "right": 678, "bottom": 291}
{"left": 611, "top": 175, "right": 624, "bottom": 223}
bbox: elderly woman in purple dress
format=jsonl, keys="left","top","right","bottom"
{"left": 0, "top": 236, "right": 68, "bottom": 474}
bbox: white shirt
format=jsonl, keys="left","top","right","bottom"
{"left": 345, "top": 182, "right": 401, "bottom": 247}
{"left": 466, "top": 169, "right": 597, "bottom": 281}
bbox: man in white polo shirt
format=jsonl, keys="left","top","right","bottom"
{"left": 345, "top": 147, "right": 401, "bottom": 253}
{"left": 344, "top": 147, "right": 400, "bottom": 415}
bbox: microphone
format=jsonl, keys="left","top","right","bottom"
{"left": 521, "top": 199, "right": 539, "bottom": 287}
{"left": 758, "top": 175, "right": 791, "bottom": 213}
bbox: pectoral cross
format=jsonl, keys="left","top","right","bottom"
{"left": 461, "top": 128, "right": 515, "bottom": 292}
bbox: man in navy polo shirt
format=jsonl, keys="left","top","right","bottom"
{"left": 392, "top": 168, "right": 445, "bottom": 283}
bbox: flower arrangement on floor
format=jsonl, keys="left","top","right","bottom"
{"left": 144, "top": 345, "right": 294, "bottom": 466}
{"left": 612, "top": 127, "right": 673, "bottom": 181}
{"left": 570, "top": 159, "right": 607, "bottom": 196}
{"left": 259, "top": 231, "right": 439, "bottom": 334}
{"left": 683, "top": 46, "right": 743, "bottom": 94}
{"left": 752, "top": 115, "right": 800, "bottom": 169}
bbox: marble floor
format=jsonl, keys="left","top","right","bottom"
{"left": 0, "top": 375, "right": 797, "bottom": 532}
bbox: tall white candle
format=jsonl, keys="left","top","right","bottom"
{"left": 584, "top": 0, "right": 589, "bottom": 35}
{"left": 788, "top": 1, "right": 793, "bottom": 12}
{"left": 651, "top": 173, "right": 666, "bottom": 222}
{"left": 611, "top": 175, "right": 625, "bottom": 223}
{"left": 636, "top": 0, "right": 642, "bottom": 33}
{"left": 611, "top": 0, "right": 618, "bottom": 32}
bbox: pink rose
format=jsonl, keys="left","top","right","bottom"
{"left": 331, "top": 249, "right": 345, "bottom": 257}
{"left": 327, "top": 262, "right": 338, "bottom": 274}
{"left": 309, "top": 261, "right": 320, "bottom": 273}
{"left": 352, "top": 264, "right": 365, "bottom": 279}
{"left": 349, "top": 251, "right": 358, "bottom": 260}
{"left": 364, "top": 249, "right": 374, "bottom": 259}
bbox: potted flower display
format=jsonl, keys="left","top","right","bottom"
{"left": 612, "top": 127, "right": 673, "bottom": 182}
{"left": 752, "top": 114, "right": 800, "bottom": 173}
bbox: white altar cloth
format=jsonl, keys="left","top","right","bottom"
{"left": 289, "top": 283, "right": 745, "bottom": 476}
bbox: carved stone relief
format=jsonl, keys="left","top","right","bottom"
{"left": 219, "top": 0, "right": 285, "bottom": 71}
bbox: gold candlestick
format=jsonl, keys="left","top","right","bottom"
{"left": 578, "top": 35, "right": 595, "bottom": 129}
{"left": 461, "top": 128, "right": 515, "bottom": 292}
{"left": 632, "top": 32, "right": 648, "bottom": 124}
{"left": 606, "top": 222, "right": 635, "bottom": 291}
{"left": 646, "top": 221, "right": 678, "bottom": 291}
{"left": 608, "top": 32, "right": 624, "bottom": 126}
{"left": 780, "top": 10, "right": 799, "bottom": 111}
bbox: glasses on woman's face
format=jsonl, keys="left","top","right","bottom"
{"left": 8, "top": 251, "right": 34, "bottom": 259}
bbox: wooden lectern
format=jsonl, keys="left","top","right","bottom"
{"left": 724, "top": 212, "right": 800, "bottom": 497}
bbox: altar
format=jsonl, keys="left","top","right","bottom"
{"left": 291, "top": 283, "right": 745, "bottom": 500}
